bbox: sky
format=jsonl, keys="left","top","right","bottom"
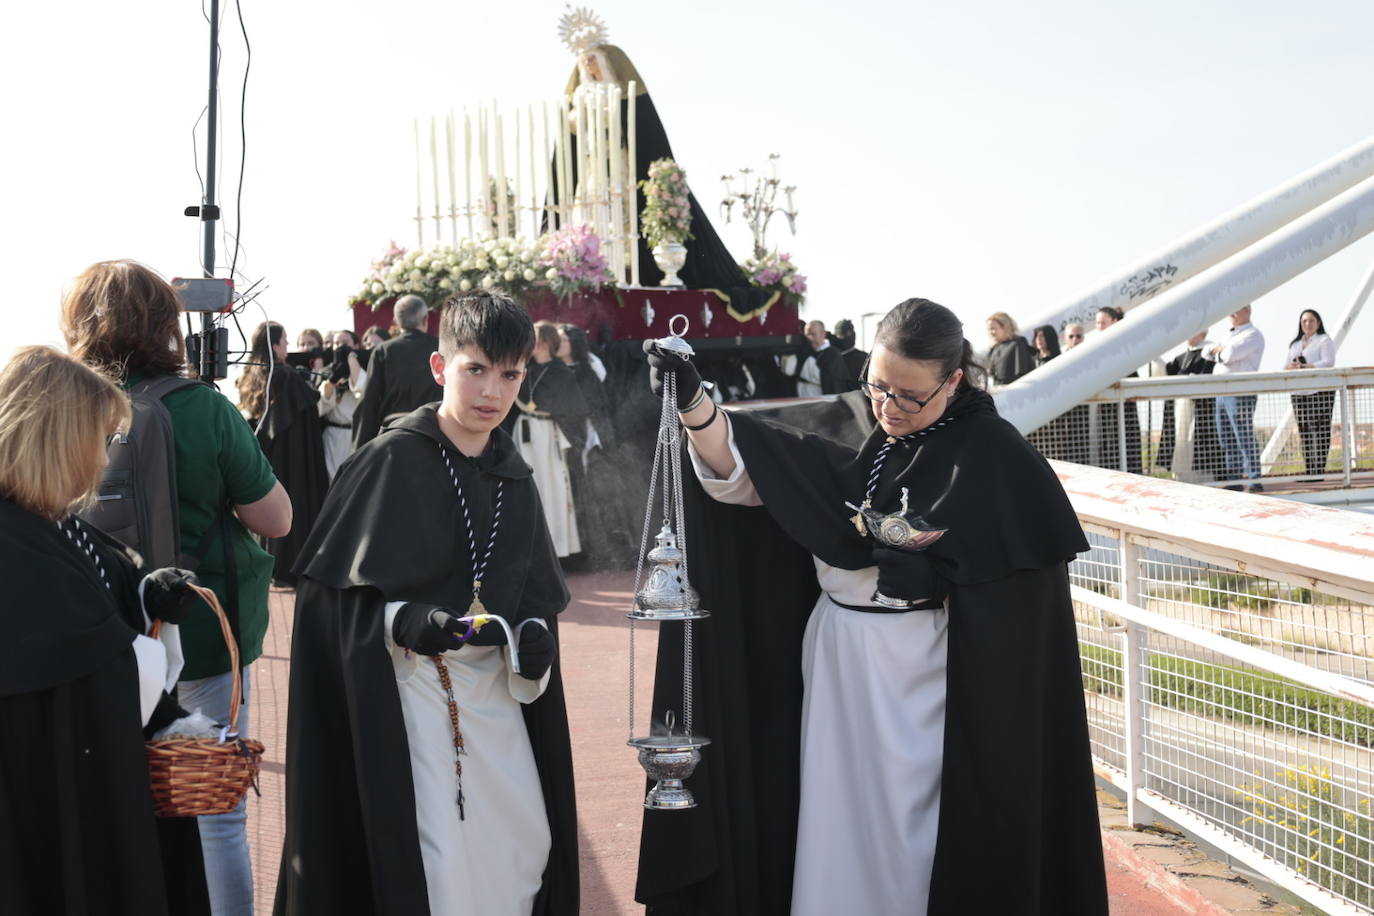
{"left": 3, "top": 0, "right": 1372, "bottom": 385}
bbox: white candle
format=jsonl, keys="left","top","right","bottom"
{"left": 609, "top": 84, "right": 623, "bottom": 281}
{"left": 574, "top": 96, "right": 587, "bottom": 224}
{"left": 627, "top": 81, "right": 638, "bottom": 286}
{"left": 479, "top": 108, "right": 490, "bottom": 235}
{"left": 414, "top": 118, "right": 424, "bottom": 248}
{"left": 495, "top": 111, "right": 508, "bottom": 237}
{"left": 430, "top": 117, "right": 441, "bottom": 239}
{"left": 528, "top": 106, "right": 537, "bottom": 239}
{"left": 464, "top": 110, "right": 473, "bottom": 237}
{"left": 446, "top": 112, "right": 458, "bottom": 241}
{"left": 557, "top": 101, "right": 570, "bottom": 229}
{"left": 514, "top": 112, "right": 523, "bottom": 239}
{"left": 543, "top": 101, "right": 556, "bottom": 231}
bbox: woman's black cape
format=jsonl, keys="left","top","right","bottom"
{"left": 0, "top": 499, "right": 209, "bottom": 915}
{"left": 256, "top": 367, "right": 329, "bottom": 585}
{"left": 273, "top": 407, "right": 578, "bottom": 916}
{"left": 635, "top": 390, "right": 1108, "bottom": 915}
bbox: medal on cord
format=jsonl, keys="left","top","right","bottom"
{"left": 849, "top": 417, "right": 956, "bottom": 536}
{"left": 435, "top": 445, "right": 505, "bottom": 819}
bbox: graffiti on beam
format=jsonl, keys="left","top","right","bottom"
{"left": 1119, "top": 264, "right": 1179, "bottom": 303}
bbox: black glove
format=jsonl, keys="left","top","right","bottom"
{"left": 872, "top": 547, "right": 947, "bottom": 606}
{"left": 142, "top": 567, "right": 201, "bottom": 624}
{"left": 515, "top": 622, "right": 556, "bottom": 681}
{"left": 643, "top": 339, "right": 703, "bottom": 410}
{"left": 392, "top": 603, "right": 471, "bottom": 656}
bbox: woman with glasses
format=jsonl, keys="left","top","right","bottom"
{"left": 638, "top": 299, "right": 1107, "bottom": 915}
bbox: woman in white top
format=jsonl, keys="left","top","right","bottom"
{"left": 1284, "top": 309, "right": 1337, "bottom": 476}
{"left": 316, "top": 329, "right": 368, "bottom": 479}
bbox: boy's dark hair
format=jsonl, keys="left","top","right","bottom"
{"left": 438, "top": 289, "right": 535, "bottom": 365}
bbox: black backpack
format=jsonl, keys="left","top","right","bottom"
{"left": 82, "top": 375, "right": 205, "bottom": 570}
{"left": 81, "top": 374, "right": 243, "bottom": 647}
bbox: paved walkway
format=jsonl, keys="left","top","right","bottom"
{"left": 245, "top": 572, "right": 1302, "bottom": 915}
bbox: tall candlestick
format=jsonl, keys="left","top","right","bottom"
{"left": 430, "top": 117, "right": 441, "bottom": 241}
{"left": 574, "top": 95, "right": 587, "bottom": 225}
{"left": 414, "top": 118, "right": 424, "bottom": 248}
{"left": 464, "top": 110, "right": 474, "bottom": 237}
{"left": 627, "top": 81, "right": 639, "bottom": 286}
{"left": 592, "top": 87, "right": 606, "bottom": 243}
{"left": 479, "top": 108, "right": 490, "bottom": 235}
{"left": 543, "top": 101, "right": 555, "bottom": 231}
{"left": 609, "top": 84, "right": 623, "bottom": 282}
{"left": 528, "top": 106, "right": 538, "bottom": 239}
{"left": 514, "top": 112, "right": 523, "bottom": 240}
{"left": 556, "top": 101, "right": 570, "bottom": 229}
{"left": 447, "top": 112, "right": 458, "bottom": 242}
{"left": 500, "top": 109, "right": 511, "bottom": 238}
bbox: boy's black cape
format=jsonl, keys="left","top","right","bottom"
{"left": 273, "top": 405, "right": 578, "bottom": 916}
{"left": 635, "top": 390, "right": 1109, "bottom": 915}
{"left": 0, "top": 498, "right": 209, "bottom": 916}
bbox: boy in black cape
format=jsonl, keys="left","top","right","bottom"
{"left": 274, "top": 291, "right": 578, "bottom": 916}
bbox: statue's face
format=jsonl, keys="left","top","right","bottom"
{"left": 580, "top": 51, "right": 610, "bottom": 83}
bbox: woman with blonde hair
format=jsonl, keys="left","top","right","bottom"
{"left": 985, "top": 311, "right": 1036, "bottom": 386}
{"left": 62, "top": 258, "right": 289, "bottom": 914}
{"left": 0, "top": 346, "right": 211, "bottom": 914}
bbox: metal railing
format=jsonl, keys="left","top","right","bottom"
{"left": 1059, "top": 462, "right": 1374, "bottom": 914}
{"left": 1029, "top": 366, "right": 1374, "bottom": 490}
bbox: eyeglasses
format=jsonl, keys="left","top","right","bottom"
{"left": 858, "top": 373, "right": 951, "bottom": 414}
{"left": 1065, "top": 333, "right": 1083, "bottom": 340}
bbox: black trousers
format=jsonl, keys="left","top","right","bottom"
{"left": 1291, "top": 390, "right": 1336, "bottom": 475}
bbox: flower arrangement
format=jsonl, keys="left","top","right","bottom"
{"left": 742, "top": 250, "right": 807, "bottom": 307}
{"left": 350, "top": 240, "right": 409, "bottom": 307}
{"left": 350, "top": 229, "right": 610, "bottom": 309}
{"left": 538, "top": 224, "right": 615, "bottom": 301}
{"left": 639, "top": 158, "right": 694, "bottom": 249}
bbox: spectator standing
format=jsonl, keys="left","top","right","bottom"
{"left": 1285, "top": 308, "right": 1337, "bottom": 477}
{"left": 1092, "top": 307, "right": 1143, "bottom": 475}
{"left": 1059, "top": 323, "right": 1091, "bottom": 463}
{"left": 238, "top": 321, "right": 329, "bottom": 586}
{"left": 1032, "top": 325, "right": 1060, "bottom": 367}
{"left": 796, "top": 320, "right": 848, "bottom": 396}
{"left": 317, "top": 329, "right": 368, "bottom": 479}
{"left": 832, "top": 318, "right": 867, "bottom": 392}
{"left": 62, "top": 260, "right": 291, "bottom": 915}
{"left": 296, "top": 328, "right": 326, "bottom": 373}
{"left": 352, "top": 295, "right": 443, "bottom": 448}
{"left": 1158, "top": 332, "right": 1220, "bottom": 481}
{"left": 985, "top": 312, "right": 1036, "bottom": 386}
{"left": 1207, "top": 304, "right": 1266, "bottom": 491}
{"left": 362, "top": 324, "right": 390, "bottom": 350}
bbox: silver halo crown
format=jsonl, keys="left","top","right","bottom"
{"left": 559, "top": 6, "right": 609, "bottom": 57}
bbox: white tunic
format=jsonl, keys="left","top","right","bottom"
{"left": 688, "top": 420, "right": 947, "bottom": 916}
{"left": 382, "top": 602, "right": 552, "bottom": 916}
{"left": 316, "top": 369, "right": 367, "bottom": 480}
{"left": 513, "top": 413, "right": 581, "bottom": 558}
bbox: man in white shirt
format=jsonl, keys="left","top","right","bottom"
{"left": 1206, "top": 304, "right": 1265, "bottom": 491}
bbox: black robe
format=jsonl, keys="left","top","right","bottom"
{"left": 635, "top": 389, "right": 1107, "bottom": 915}
{"left": 1158, "top": 347, "right": 1219, "bottom": 474}
{"left": 273, "top": 406, "right": 578, "bottom": 916}
{"left": 0, "top": 499, "right": 209, "bottom": 916}
{"left": 254, "top": 365, "right": 329, "bottom": 586}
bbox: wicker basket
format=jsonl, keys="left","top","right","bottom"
{"left": 146, "top": 583, "right": 264, "bottom": 817}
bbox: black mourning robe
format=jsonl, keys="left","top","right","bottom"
{"left": 635, "top": 389, "right": 1107, "bottom": 915}
{"left": 0, "top": 499, "right": 209, "bottom": 916}
{"left": 502, "top": 359, "right": 591, "bottom": 453}
{"left": 254, "top": 365, "right": 329, "bottom": 586}
{"left": 273, "top": 406, "right": 578, "bottom": 916}
{"left": 1159, "top": 347, "right": 1219, "bottom": 474}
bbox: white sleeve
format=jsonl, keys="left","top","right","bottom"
{"left": 131, "top": 635, "right": 169, "bottom": 727}
{"left": 507, "top": 619, "right": 551, "bottom": 704}
{"left": 1221, "top": 328, "right": 1265, "bottom": 368}
{"left": 686, "top": 413, "right": 763, "bottom": 507}
{"left": 588, "top": 353, "right": 607, "bottom": 382}
{"left": 1313, "top": 336, "right": 1336, "bottom": 368}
